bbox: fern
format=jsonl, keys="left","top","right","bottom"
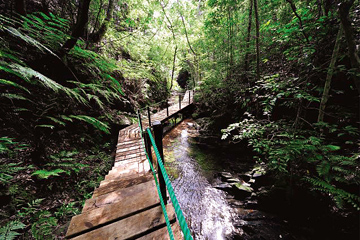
{"left": 0, "top": 79, "right": 30, "bottom": 93}
{"left": 4, "top": 26, "right": 57, "bottom": 57}
{"left": 305, "top": 177, "right": 360, "bottom": 210}
{"left": 31, "top": 211, "right": 57, "bottom": 239}
{"left": 32, "top": 169, "right": 65, "bottom": 179}
{"left": 69, "top": 115, "right": 110, "bottom": 134}
{"left": 0, "top": 221, "right": 26, "bottom": 240}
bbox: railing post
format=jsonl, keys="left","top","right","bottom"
{"left": 144, "top": 129, "right": 153, "bottom": 165}
{"left": 152, "top": 121, "right": 167, "bottom": 204}
{"left": 137, "top": 110, "right": 143, "bottom": 131}
{"left": 147, "top": 107, "right": 151, "bottom": 127}
{"left": 166, "top": 102, "right": 169, "bottom": 117}
{"left": 189, "top": 90, "right": 191, "bottom": 104}
{"left": 179, "top": 95, "right": 181, "bottom": 109}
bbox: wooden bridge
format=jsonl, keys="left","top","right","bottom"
{"left": 65, "top": 91, "right": 194, "bottom": 239}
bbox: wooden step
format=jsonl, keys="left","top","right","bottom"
{"left": 117, "top": 138, "right": 141, "bottom": 146}
{"left": 93, "top": 173, "right": 153, "bottom": 198}
{"left": 116, "top": 144, "right": 141, "bottom": 153}
{"left": 83, "top": 180, "right": 156, "bottom": 213}
{"left": 137, "top": 222, "right": 183, "bottom": 240}
{"left": 69, "top": 204, "right": 176, "bottom": 240}
{"left": 115, "top": 152, "right": 146, "bottom": 161}
{"left": 66, "top": 181, "right": 160, "bottom": 238}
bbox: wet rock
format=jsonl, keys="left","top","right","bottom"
{"left": 251, "top": 166, "right": 266, "bottom": 178}
{"left": 220, "top": 171, "right": 233, "bottom": 180}
{"left": 214, "top": 182, "right": 233, "bottom": 191}
{"left": 232, "top": 182, "right": 253, "bottom": 200}
{"left": 248, "top": 178, "right": 255, "bottom": 184}
{"left": 227, "top": 178, "right": 240, "bottom": 183}
{"left": 228, "top": 198, "right": 245, "bottom": 207}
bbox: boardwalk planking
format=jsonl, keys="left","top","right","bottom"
{"left": 66, "top": 91, "right": 193, "bottom": 239}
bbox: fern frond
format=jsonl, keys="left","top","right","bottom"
{"left": 0, "top": 79, "right": 30, "bottom": 93}
{"left": 4, "top": 27, "right": 58, "bottom": 57}
{"left": 46, "top": 116, "right": 66, "bottom": 126}
{"left": 0, "top": 221, "right": 26, "bottom": 240}
{"left": 0, "top": 93, "right": 29, "bottom": 101}
{"left": 69, "top": 115, "right": 110, "bottom": 134}
{"left": 32, "top": 169, "right": 65, "bottom": 179}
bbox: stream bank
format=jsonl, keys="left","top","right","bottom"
{"left": 162, "top": 119, "right": 358, "bottom": 240}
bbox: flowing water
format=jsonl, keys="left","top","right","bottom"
{"left": 162, "top": 119, "right": 358, "bottom": 240}
{"left": 163, "top": 119, "right": 239, "bottom": 240}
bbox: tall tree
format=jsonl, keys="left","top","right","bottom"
{"left": 318, "top": 26, "right": 343, "bottom": 122}
{"left": 60, "top": 0, "right": 91, "bottom": 56}
{"left": 160, "top": 0, "right": 177, "bottom": 90}
{"left": 253, "top": 0, "right": 260, "bottom": 81}
{"left": 338, "top": 0, "right": 360, "bottom": 93}
{"left": 89, "top": 0, "right": 115, "bottom": 43}
{"left": 244, "top": 0, "right": 253, "bottom": 73}
{"left": 285, "top": 0, "right": 310, "bottom": 44}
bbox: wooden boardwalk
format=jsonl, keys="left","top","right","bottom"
{"left": 66, "top": 91, "right": 193, "bottom": 239}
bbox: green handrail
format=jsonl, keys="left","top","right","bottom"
{"left": 137, "top": 112, "right": 193, "bottom": 240}
{"left": 146, "top": 128, "right": 193, "bottom": 240}
{"left": 137, "top": 115, "right": 175, "bottom": 240}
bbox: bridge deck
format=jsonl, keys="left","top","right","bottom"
{"left": 66, "top": 91, "right": 193, "bottom": 239}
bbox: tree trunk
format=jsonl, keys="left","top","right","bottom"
{"left": 318, "top": 26, "right": 343, "bottom": 122}
{"left": 244, "top": 0, "right": 253, "bottom": 73}
{"left": 285, "top": 0, "right": 310, "bottom": 44}
{"left": 60, "top": 0, "right": 91, "bottom": 56}
{"left": 90, "top": 0, "right": 115, "bottom": 43}
{"left": 338, "top": 0, "right": 360, "bottom": 93}
{"left": 170, "top": 46, "right": 177, "bottom": 90}
{"left": 14, "top": 0, "right": 26, "bottom": 16}
{"left": 253, "top": 0, "right": 260, "bottom": 81}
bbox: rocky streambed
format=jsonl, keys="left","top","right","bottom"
{"left": 163, "top": 119, "right": 358, "bottom": 240}
{"left": 163, "top": 119, "right": 311, "bottom": 240}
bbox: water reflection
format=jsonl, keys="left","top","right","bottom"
{"left": 164, "top": 123, "right": 235, "bottom": 239}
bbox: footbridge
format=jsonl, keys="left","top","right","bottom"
{"left": 65, "top": 90, "right": 195, "bottom": 239}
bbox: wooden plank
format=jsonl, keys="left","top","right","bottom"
{"left": 137, "top": 222, "right": 183, "bottom": 240}
{"left": 116, "top": 145, "right": 141, "bottom": 153}
{"left": 115, "top": 152, "right": 146, "bottom": 161}
{"left": 70, "top": 204, "right": 176, "bottom": 240}
{"left": 117, "top": 139, "right": 141, "bottom": 146}
{"left": 116, "top": 148, "right": 142, "bottom": 156}
{"left": 93, "top": 174, "right": 153, "bottom": 198}
{"left": 83, "top": 180, "right": 156, "bottom": 213}
{"left": 66, "top": 182, "right": 160, "bottom": 238}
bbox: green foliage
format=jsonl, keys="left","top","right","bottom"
{"left": 0, "top": 221, "right": 26, "bottom": 240}
{"left": 31, "top": 210, "right": 57, "bottom": 239}
{"left": 222, "top": 113, "right": 360, "bottom": 209}
{"left": 55, "top": 202, "right": 80, "bottom": 219}
{"left": 32, "top": 169, "right": 66, "bottom": 179}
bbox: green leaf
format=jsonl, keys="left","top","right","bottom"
{"left": 0, "top": 221, "right": 26, "bottom": 240}
{"left": 32, "top": 169, "right": 65, "bottom": 179}
{"left": 325, "top": 145, "right": 340, "bottom": 151}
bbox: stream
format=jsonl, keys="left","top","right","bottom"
{"left": 163, "top": 119, "right": 310, "bottom": 240}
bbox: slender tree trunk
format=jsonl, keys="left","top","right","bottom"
{"left": 170, "top": 46, "right": 177, "bottom": 90}
{"left": 91, "top": 0, "right": 104, "bottom": 36}
{"left": 285, "top": 0, "right": 310, "bottom": 44}
{"left": 244, "top": 0, "right": 253, "bottom": 73}
{"left": 253, "top": 0, "right": 260, "bottom": 81}
{"left": 338, "top": 0, "right": 360, "bottom": 93}
{"left": 179, "top": 8, "right": 198, "bottom": 86}
{"left": 318, "top": 26, "right": 343, "bottom": 122}
{"left": 90, "top": 0, "right": 114, "bottom": 43}
{"left": 14, "top": 0, "right": 26, "bottom": 16}
{"left": 60, "top": 0, "right": 91, "bottom": 56}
